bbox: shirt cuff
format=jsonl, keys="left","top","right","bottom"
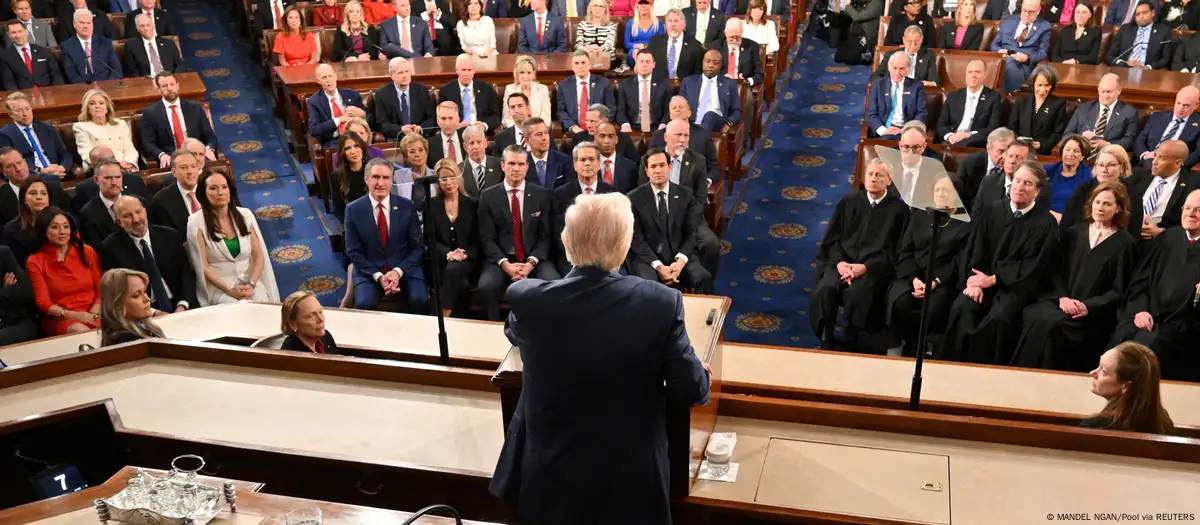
{"left": 675, "top": 253, "right": 688, "bottom": 264}
{"left": 528, "top": 256, "right": 539, "bottom": 265}
{"left": 651, "top": 260, "right": 664, "bottom": 269}
{"left": 497, "top": 258, "right": 508, "bottom": 266}
{"left": 373, "top": 272, "right": 384, "bottom": 281}
{"left": 175, "top": 301, "right": 189, "bottom": 310}
{"left": 876, "top": 126, "right": 889, "bottom": 136}
{"left": 943, "top": 133, "right": 954, "bottom": 141}
{"left": 393, "top": 268, "right": 404, "bottom": 279}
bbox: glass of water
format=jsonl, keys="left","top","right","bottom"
{"left": 705, "top": 442, "right": 732, "bottom": 477}
{"left": 286, "top": 507, "right": 322, "bottom": 525}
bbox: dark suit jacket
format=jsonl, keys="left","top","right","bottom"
{"left": 572, "top": 130, "right": 639, "bottom": 163}
{"left": 525, "top": 150, "right": 574, "bottom": 188}
{"left": 489, "top": 265, "right": 709, "bottom": 525}
{"left": 101, "top": 224, "right": 198, "bottom": 309}
{"left": 866, "top": 76, "right": 927, "bottom": 136}
{"left": 1124, "top": 169, "right": 1196, "bottom": 234}
{"left": 982, "top": 0, "right": 1020, "bottom": 19}
{"left": 517, "top": 12, "right": 568, "bottom": 53}
{"left": 1052, "top": 25, "right": 1102, "bottom": 64}
{"left": 122, "top": 36, "right": 186, "bottom": 78}
{"left": 1106, "top": 22, "right": 1173, "bottom": 69}
{"left": 477, "top": 182, "right": 554, "bottom": 263}
{"left": 955, "top": 149, "right": 993, "bottom": 212}
{"left": 78, "top": 196, "right": 123, "bottom": 250}
{"left": 439, "top": 80, "right": 501, "bottom": 132}
{"left": 637, "top": 149, "right": 710, "bottom": 214}
{"left": 148, "top": 182, "right": 190, "bottom": 234}
{"left": 491, "top": 126, "right": 521, "bottom": 157}
{"left": 1133, "top": 111, "right": 1200, "bottom": 169}
{"left": 616, "top": 74, "right": 671, "bottom": 131}
{"left": 428, "top": 194, "right": 479, "bottom": 264}
{"left": 712, "top": 38, "right": 764, "bottom": 86}
{"left": 0, "top": 121, "right": 73, "bottom": 175}
{"left": 679, "top": 74, "right": 742, "bottom": 131}
{"left": 1009, "top": 94, "right": 1068, "bottom": 155}
{"left": 1172, "top": 31, "right": 1200, "bottom": 71}
{"left": 343, "top": 194, "right": 425, "bottom": 285}
{"left": 61, "top": 35, "right": 123, "bottom": 84}
{"left": 936, "top": 23, "right": 983, "bottom": 50}
{"left": 935, "top": 87, "right": 1001, "bottom": 148}
{"left": 56, "top": 6, "right": 117, "bottom": 41}
{"left": 379, "top": 16, "right": 435, "bottom": 58}
{"left": 629, "top": 181, "right": 702, "bottom": 265}
{"left": 71, "top": 172, "right": 149, "bottom": 212}
{"left": 333, "top": 26, "right": 383, "bottom": 60}
{"left": 426, "top": 129, "right": 465, "bottom": 166}
{"left": 138, "top": 99, "right": 218, "bottom": 160}
{"left": 460, "top": 156, "right": 503, "bottom": 198}
{"left": 883, "top": 13, "right": 935, "bottom": 48}
{"left": 647, "top": 34, "right": 704, "bottom": 79}
{"left": 870, "top": 48, "right": 939, "bottom": 84}
{"left": 0, "top": 43, "right": 63, "bottom": 90}
{"left": 970, "top": 171, "right": 1053, "bottom": 217}
{"left": 682, "top": 7, "right": 727, "bottom": 47}
{"left": 0, "top": 244, "right": 35, "bottom": 327}
{"left": 1104, "top": 0, "right": 1161, "bottom": 26}
{"left": 307, "top": 88, "right": 366, "bottom": 147}
{"left": 124, "top": 7, "right": 174, "bottom": 36}
{"left": 372, "top": 82, "right": 437, "bottom": 140}
{"left": 1063, "top": 99, "right": 1139, "bottom": 151}
{"left": 650, "top": 123, "right": 720, "bottom": 183}
{"left": 253, "top": 0, "right": 298, "bottom": 34}
{"left": 555, "top": 75, "right": 616, "bottom": 131}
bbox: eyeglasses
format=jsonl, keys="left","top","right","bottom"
{"left": 1095, "top": 162, "right": 1120, "bottom": 169}
{"left": 899, "top": 144, "right": 924, "bottom": 152}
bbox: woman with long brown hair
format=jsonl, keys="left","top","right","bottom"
{"left": 272, "top": 6, "right": 321, "bottom": 65}
{"left": 185, "top": 171, "right": 280, "bottom": 306}
{"left": 2, "top": 176, "right": 54, "bottom": 265}
{"left": 1083, "top": 342, "right": 1174, "bottom": 434}
{"left": 99, "top": 268, "right": 166, "bottom": 346}
{"left": 26, "top": 207, "right": 101, "bottom": 335}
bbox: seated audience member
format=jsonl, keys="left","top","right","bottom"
{"left": 279, "top": 291, "right": 340, "bottom": 353}
{"left": 938, "top": 161, "right": 1058, "bottom": 365}
{"left": 460, "top": 126, "right": 502, "bottom": 197}
{"left": 77, "top": 159, "right": 129, "bottom": 249}
{"left": 477, "top": 0, "right": 507, "bottom": 18}
{"left": 334, "top": 1, "right": 385, "bottom": 62}
{"left": 255, "top": 0, "right": 298, "bottom": 34}
{"left": 140, "top": 73, "right": 219, "bottom": 166}
{"left": 494, "top": 93, "right": 530, "bottom": 156}
{"left": 0, "top": 244, "right": 37, "bottom": 345}
{"left": 680, "top": 50, "right": 743, "bottom": 133}
{"left": 3, "top": 177, "right": 58, "bottom": 265}
{"left": 7, "top": 0, "right": 57, "bottom": 48}
{"left": 954, "top": 127, "right": 1014, "bottom": 210}
{"left": 888, "top": 174, "right": 971, "bottom": 357}
{"left": 556, "top": 51, "right": 617, "bottom": 134}
{"left": 1125, "top": 140, "right": 1196, "bottom": 241}
{"left": 518, "top": 0, "right": 567, "bottom": 53}
{"left": 811, "top": 158, "right": 909, "bottom": 351}
{"left": 1051, "top": 3, "right": 1101, "bottom": 64}
{"left": 186, "top": 171, "right": 281, "bottom": 305}
{"left": 641, "top": 119, "right": 720, "bottom": 278}
{"left": 1160, "top": 0, "right": 1200, "bottom": 28}
{"left": 439, "top": 55, "right": 501, "bottom": 133}
{"left": 61, "top": 10, "right": 123, "bottom": 84}
{"left": 104, "top": 195, "right": 196, "bottom": 313}
{"left": 26, "top": 207, "right": 101, "bottom": 335}
{"left": 98, "top": 268, "right": 167, "bottom": 345}
{"left": 1102, "top": 0, "right": 1160, "bottom": 26}
{"left": 523, "top": 118, "right": 574, "bottom": 187}
{"left": 625, "top": 0, "right": 664, "bottom": 64}
{"left": 1172, "top": 29, "right": 1200, "bottom": 71}
{"left": 308, "top": 64, "right": 367, "bottom": 149}
{"left": 362, "top": 0, "right": 398, "bottom": 23}
{"left": 628, "top": 147, "right": 713, "bottom": 293}
{"left": 937, "top": 3, "right": 983, "bottom": 50}
{"left": 380, "top": 0, "right": 435, "bottom": 58}
{"left": 714, "top": 19, "right": 763, "bottom": 87}
{"left": 396, "top": 132, "right": 433, "bottom": 204}
{"left": 866, "top": 52, "right": 927, "bottom": 140}
{"left": 648, "top": 9, "right": 703, "bottom": 79}
{"left": 1064, "top": 73, "right": 1138, "bottom": 152}
{"left": 1062, "top": 145, "right": 1132, "bottom": 228}
{"left": 149, "top": 150, "right": 202, "bottom": 233}
{"left": 314, "top": 0, "right": 345, "bottom": 25}
{"left": 373, "top": 57, "right": 437, "bottom": 141}
{"left": 1044, "top": 134, "right": 1093, "bottom": 216}
{"left": 934, "top": 59, "right": 1000, "bottom": 148}
{"left": 429, "top": 101, "right": 465, "bottom": 165}
{"left": 1, "top": 19, "right": 62, "bottom": 90}
{"left": 574, "top": 105, "right": 638, "bottom": 162}
{"left": 1133, "top": 86, "right": 1200, "bottom": 170}
{"left": 183, "top": 138, "right": 209, "bottom": 169}
{"left": 56, "top": 0, "right": 117, "bottom": 41}
{"left": 273, "top": 7, "right": 320, "bottom": 65}
{"left": 1009, "top": 65, "right": 1067, "bottom": 155}
{"left": 429, "top": 160, "right": 479, "bottom": 316}
{"left": 883, "top": 0, "right": 934, "bottom": 47}
{"left": 871, "top": 26, "right": 939, "bottom": 85}
{"left": 416, "top": 0, "right": 458, "bottom": 56}
{"left": 553, "top": 141, "right": 618, "bottom": 274}
{"left": 591, "top": 122, "right": 638, "bottom": 192}
{"left": 124, "top": 13, "right": 186, "bottom": 78}
{"left": 1012, "top": 182, "right": 1134, "bottom": 371}
{"left": 1, "top": 148, "right": 69, "bottom": 228}
{"left": 609, "top": 0, "right": 634, "bottom": 16}
{"left": 458, "top": 0, "right": 497, "bottom": 56}
{"left": 124, "top": 0, "right": 174, "bottom": 36}
{"left": 618, "top": 52, "right": 672, "bottom": 133}
{"left": 1106, "top": 1, "right": 1172, "bottom": 70}
{"left": 501, "top": 56, "right": 552, "bottom": 128}
{"left": 990, "top": 0, "right": 1051, "bottom": 92}
{"left": 971, "top": 138, "right": 1048, "bottom": 216}
{"left": 477, "top": 145, "right": 560, "bottom": 320}
{"left": 333, "top": 118, "right": 386, "bottom": 166}
{"left": 0, "top": 92, "right": 72, "bottom": 180}
{"left": 71, "top": 146, "right": 149, "bottom": 212}
{"left": 891, "top": 122, "right": 940, "bottom": 201}
{"left": 743, "top": 0, "right": 779, "bottom": 55}
{"left": 684, "top": 0, "right": 726, "bottom": 48}
{"left": 824, "top": 0, "right": 883, "bottom": 65}
{"left": 1084, "top": 342, "right": 1175, "bottom": 432}
{"left": 344, "top": 158, "right": 428, "bottom": 311}
{"left": 651, "top": 96, "right": 720, "bottom": 181}
{"left": 575, "top": 0, "right": 619, "bottom": 68}
{"left": 331, "top": 134, "right": 370, "bottom": 222}
{"left": 74, "top": 89, "right": 139, "bottom": 170}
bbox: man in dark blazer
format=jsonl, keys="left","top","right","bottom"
{"left": 1, "top": 20, "right": 62, "bottom": 91}
{"left": 935, "top": 60, "right": 1001, "bottom": 148}
{"left": 380, "top": 0, "right": 436, "bottom": 58}
{"left": 427, "top": 101, "right": 466, "bottom": 165}
{"left": 0, "top": 244, "right": 38, "bottom": 346}
{"left": 970, "top": 138, "right": 1050, "bottom": 217}
{"left": 870, "top": 26, "right": 940, "bottom": 85}
{"left": 573, "top": 106, "right": 639, "bottom": 163}
{"left": 1133, "top": 86, "right": 1200, "bottom": 169}
{"left": 648, "top": 10, "right": 704, "bottom": 79}
{"left": 617, "top": 52, "right": 672, "bottom": 133}
{"left": 139, "top": 73, "right": 218, "bottom": 166}
{"left": 592, "top": 122, "right": 638, "bottom": 193}
{"left": 866, "top": 52, "right": 927, "bottom": 140}
{"left": 373, "top": 58, "right": 438, "bottom": 141}
{"left": 1105, "top": 2, "right": 1172, "bottom": 70}
{"left": 1063, "top": 73, "right": 1139, "bottom": 151}
{"left": 683, "top": 0, "right": 726, "bottom": 47}
{"left": 982, "top": 0, "right": 1020, "bottom": 19}
{"left": 308, "top": 64, "right": 367, "bottom": 148}
{"left": 1125, "top": 140, "right": 1197, "bottom": 240}
{"left": 71, "top": 146, "right": 150, "bottom": 213}
{"left": 523, "top": 118, "right": 575, "bottom": 188}
{"left": 476, "top": 145, "right": 561, "bottom": 321}
{"left": 122, "top": 14, "right": 186, "bottom": 78}
{"left": 1173, "top": 31, "right": 1200, "bottom": 72}
{"left": 343, "top": 158, "right": 430, "bottom": 312}
{"left": 517, "top": 0, "right": 567, "bottom": 53}
{"left": 253, "top": 0, "right": 297, "bottom": 35}
{"left": 409, "top": 0, "right": 459, "bottom": 56}
{"left": 492, "top": 92, "right": 529, "bottom": 157}
{"left": 628, "top": 147, "right": 714, "bottom": 293}
{"left": 556, "top": 51, "right": 617, "bottom": 133}
{"left": 1104, "top": 0, "right": 1159, "bottom": 26}
{"left": 460, "top": 127, "right": 502, "bottom": 198}
{"left": 956, "top": 127, "right": 1015, "bottom": 211}
{"left": 651, "top": 97, "right": 720, "bottom": 183}
{"left": 123, "top": 0, "right": 174, "bottom": 36}
{"left": 60, "top": 13, "right": 123, "bottom": 84}
{"left": 551, "top": 141, "right": 618, "bottom": 274}
{"left": 680, "top": 50, "right": 743, "bottom": 133}
{"left": 0, "top": 147, "right": 70, "bottom": 227}
{"left": 77, "top": 159, "right": 130, "bottom": 250}
{"left": 489, "top": 185, "right": 710, "bottom": 525}
{"left": 989, "top": 0, "right": 1051, "bottom": 92}
{"left": 0, "top": 94, "right": 72, "bottom": 179}
{"left": 148, "top": 150, "right": 202, "bottom": 234}
{"left": 56, "top": 0, "right": 117, "bottom": 42}
{"left": 104, "top": 196, "right": 197, "bottom": 312}
{"left": 438, "top": 56, "right": 501, "bottom": 133}
{"left": 713, "top": 20, "right": 764, "bottom": 87}
{"left": 640, "top": 120, "right": 720, "bottom": 278}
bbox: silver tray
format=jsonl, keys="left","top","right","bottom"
{"left": 96, "top": 455, "right": 237, "bottom": 525}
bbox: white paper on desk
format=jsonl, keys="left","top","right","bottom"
{"left": 708, "top": 432, "right": 738, "bottom": 453}
{"left": 697, "top": 460, "right": 740, "bottom": 482}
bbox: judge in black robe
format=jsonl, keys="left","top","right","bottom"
{"left": 936, "top": 161, "right": 1059, "bottom": 365}
{"left": 811, "top": 160, "right": 911, "bottom": 350}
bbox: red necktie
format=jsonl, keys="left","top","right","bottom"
{"left": 536, "top": 15, "right": 543, "bottom": 46}
{"left": 1016, "top": 24, "right": 1030, "bottom": 44}
{"left": 578, "top": 80, "right": 589, "bottom": 130}
{"left": 584, "top": 187, "right": 593, "bottom": 195}
{"left": 446, "top": 138, "right": 457, "bottom": 161}
{"left": 170, "top": 104, "right": 185, "bottom": 150}
{"left": 314, "top": 339, "right": 327, "bottom": 354}
{"left": 274, "top": 0, "right": 283, "bottom": 28}
{"left": 603, "top": 159, "right": 613, "bottom": 185}
{"left": 727, "top": 49, "right": 737, "bottom": 77}
{"left": 376, "top": 202, "right": 388, "bottom": 247}
{"left": 22, "top": 47, "right": 32, "bottom": 74}
{"left": 428, "top": 9, "right": 437, "bottom": 41}
{"left": 330, "top": 96, "right": 345, "bottom": 133}
{"left": 187, "top": 191, "right": 200, "bottom": 213}
{"left": 510, "top": 189, "right": 525, "bottom": 261}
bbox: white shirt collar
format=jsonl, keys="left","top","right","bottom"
{"left": 1187, "top": 231, "right": 1200, "bottom": 242}
{"left": 1158, "top": 171, "right": 1181, "bottom": 187}
{"left": 966, "top": 85, "right": 983, "bottom": 96}
{"left": 530, "top": 150, "right": 548, "bottom": 162}
{"left": 504, "top": 181, "right": 526, "bottom": 193}
{"left": 651, "top": 183, "right": 670, "bottom": 196}
{"left": 177, "top": 181, "right": 196, "bottom": 196}
{"left": 639, "top": 74, "right": 652, "bottom": 83}
{"left": 100, "top": 193, "right": 119, "bottom": 211}
{"left": 372, "top": 194, "right": 390, "bottom": 210}
{"left": 161, "top": 97, "right": 180, "bottom": 108}
{"left": 600, "top": 152, "right": 617, "bottom": 165}
{"left": 1010, "top": 200, "right": 1036, "bottom": 214}
{"left": 867, "top": 192, "right": 886, "bottom": 206}
{"left": 143, "top": 36, "right": 156, "bottom": 46}
{"left": 576, "top": 74, "right": 590, "bottom": 84}
{"left": 578, "top": 178, "right": 597, "bottom": 193}
{"left": 130, "top": 229, "right": 151, "bottom": 246}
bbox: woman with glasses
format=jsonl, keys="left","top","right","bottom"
{"left": 1061, "top": 145, "right": 1132, "bottom": 229}
{"left": 883, "top": 0, "right": 934, "bottom": 48}
{"left": 427, "top": 160, "right": 478, "bottom": 317}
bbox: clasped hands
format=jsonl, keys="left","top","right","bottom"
{"left": 501, "top": 260, "right": 534, "bottom": 281}
{"left": 377, "top": 268, "right": 405, "bottom": 295}
{"left": 1057, "top": 297, "right": 1090, "bottom": 319}
{"left": 230, "top": 282, "right": 257, "bottom": 300}
{"left": 656, "top": 258, "right": 688, "bottom": 285}
{"left": 961, "top": 269, "right": 997, "bottom": 304}
{"left": 910, "top": 276, "right": 937, "bottom": 298}
{"left": 446, "top": 248, "right": 468, "bottom": 262}
{"left": 996, "top": 49, "right": 1028, "bottom": 63}
{"left": 836, "top": 261, "right": 866, "bottom": 285}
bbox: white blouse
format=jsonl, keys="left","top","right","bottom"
{"left": 743, "top": 20, "right": 779, "bottom": 55}
{"left": 456, "top": 16, "right": 497, "bottom": 55}
{"left": 186, "top": 207, "right": 281, "bottom": 307}
{"left": 73, "top": 119, "right": 140, "bottom": 169}
{"left": 501, "top": 82, "right": 553, "bottom": 129}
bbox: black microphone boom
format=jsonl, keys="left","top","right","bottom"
{"left": 93, "top": 56, "right": 125, "bottom": 88}
{"left": 1111, "top": 40, "right": 1143, "bottom": 65}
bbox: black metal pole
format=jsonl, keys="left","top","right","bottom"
{"left": 419, "top": 179, "right": 450, "bottom": 365}
{"left": 909, "top": 208, "right": 946, "bottom": 411}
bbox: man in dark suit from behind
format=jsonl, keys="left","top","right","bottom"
{"left": 0, "top": 244, "right": 39, "bottom": 345}
{"left": 0, "top": 20, "right": 63, "bottom": 91}
{"left": 460, "top": 127, "right": 503, "bottom": 198}
{"left": 149, "top": 150, "right": 202, "bottom": 234}
{"left": 490, "top": 186, "right": 711, "bottom": 525}
{"left": 123, "top": 13, "right": 187, "bottom": 78}
{"left": 628, "top": 147, "right": 714, "bottom": 293}
{"left": 104, "top": 195, "right": 197, "bottom": 313}
{"left": 551, "top": 141, "right": 618, "bottom": 275}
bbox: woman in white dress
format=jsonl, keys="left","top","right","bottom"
{"left": 186, "top": 171, "right": 280, "bottom": 306}
{"left": 743, "top": 0, "right": 780, "bottom": 55}
{"left": 73, "top": 89, "right": 139, "bottom": 170}
{"left": 456, "top": 0, "right": 496, "bottom": 56}
{"left": 500, "top": 55, "right": 552, "bottom": 128}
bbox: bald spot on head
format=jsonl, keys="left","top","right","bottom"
{"left": 1159, "top": 139, "right": 1189, "bottom": 163}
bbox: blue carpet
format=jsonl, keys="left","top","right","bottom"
{"left": 715, "top": 31, "right": 870, "bottom": 348}
{"left": 170, "top": 0, "right": 348, "bottom": 304}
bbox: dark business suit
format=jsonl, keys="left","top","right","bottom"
{"left": 426, "top": 130, "right": 465, "bottom": 166}
{"left": 77, "top": 196, "right": 124, "bottom": 250}
{"left": 1106, "top": 22, "right": 1173, "bottom": 69}
{"left": 604, "top": 155, "right": 639, "bottom": 193}
{"left": 982, "top": 0, "right": 1020, "bottom": 20}
{"left": 517, "top": 11, "right": 568, "bottom": 53}
{"left": 372, "top": 82, "right": 437, "bottom": 141}
{"left": 551, "top": 179, "right": 617, "bottom": 274}
{"left": 71, "top": 172, "right": 149, "bottom": 212}
{"left": 651, "top": 124, "right": 720, "bottom": 184}
{"left": 970, "top": 170, "right": 1053, "bottom": 217}
{"left": 712, "top": 38, "right": 764, "bottom": 86}
{"left": 122, "top": 36, "right": 186, "bottom": 78}
{"left": 683, "top": 7, "right": 727, "bottom": 47}
{"left": 934, "top": 87, "right": 1001, "bottom": 148}
{"left": 1132, "top": 111, "right": 1200, "bottom": 169}
{"left": 333, "top": 26, "right": 383, "bottom": 61}
{"left": 679, "top": 74, "right": 742, "bottom": 132}
{"left": 1008, "top": 94, "right": 1068, "bottom": 155}
{"left": 0, "top": 43, "right": 63, "bottom": 90}
{"left": 637, "top": 149, "right": 720, "bottom": 278}
{"left": 866, "top": 76, "right": 927, "bottom": 139}
{"left": 307, "top": 88, "right": 366, "bottom": 148}
{"left": 460, "top": 156, "right": 503, "bottom": 198}
{"left": 410, "top": 0, "right": 459, "bottom": 55}
{"left": 60, "top": 35, "right": 123, "bottom": 84}
{"left": 428, "top": 194, "right": 478, "bottom": 313}
{"left": 491, "top": 125, "right": 522, "bottom": 157}
{"left": 1172, "top": 31, "right": 1200, "bottom": 71}
{"left": 148, "top": 183, "right": 191, "bottom": 234}
{"left": 476, "top": 182, "right": 560, "bottom": 320}
{"left": 253, "top": 0, "right": 298, "bottom": 34}
{"left": 0, "top": 121, "right": 73, "bottom": 176}
{"left": 647, "top": 34, "right": 704, "bottom": 79}
{"left": 101, "top": 225, "right": 198, "bottom": 310}
{"left": 379, "top": 16, "right": 435, "bottom": 58}
{"left": 138, "top": 99, "right": 218, "bottom": 161}
{"left": 1063, "top": 99, "right": 1139, "bottom": 151}
{"left": 556, "top": 75, "right": 617, "bottom": 131}
{"left": 883, "top": 13, "right": 935, "bottom": 48}
{"left": 572, "top": 130, "right": 639, "bottom": 164}
{"left": 490, "top": 265, "right": 710, "bottom": 525}
{"left": 438, "top": 80, "right": 501, "bottom": 132}
{"left": 1051, "top": 26, "right": 1102, "bottom": 64}
{"left": 627, "top": 182, "right": 714, "bottom": 293}
{"left": 870, "top": 48, "right": 940, "bottom": 84}
{"left": 0, "top": 244, "right": 38, "bottom": 345}
{"left": 616, "top": 74, "right": 671, "bottom": 132}
{"left": 1123, "top": 169, "right": 1196, "bottom": 234}
{"left": 56, "top": 6, "right": 118, "bottom": 42}
{"left": 124, "top": 7, "right": 174, "bottom": 36}
{"left": 936, "top": 23, "right": 983, "bottom": 50}
{"left": 343, "top": 194, "right": 429, "bottom": 311}
{"left": 526, "top": 150, "right": 575, "bottom": 188}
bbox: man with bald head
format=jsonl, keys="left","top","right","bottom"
{"left": 1133, "top": 86, "right": 1200, "bottom": 170}
{"left": 308, "top": 64, "right": 366, "bottom": 148}
{"left": 679, "top": 49, "right": 742, "bottom": 133}
{"left": 989, "top": 0, "right": 1051, "bottom": 92}
{"left": 103, "top": 195, "right": 197, "bottom": 313}
{"left": 1126, "top": 139, "right": 1198, "bottom": 240}
{"left": 651, "top": 96, "right": 719, "bottom": 181}
{"left": 1064, "top": 73, "right": 1139, "bottom": 151}
{"left": 122, "top": 12, "right": 185, "bottom": 78}
{"left": 867, "top": 51, "right": 927, "bottom": 140}
{"left": 71, "top": 145, "right": 150, "bottom": 212}
{"left": 183, "top": 138, "right": 207, "bottom": 168}
{"left": 712, "top": 19, "right": 764, "bottom": 87}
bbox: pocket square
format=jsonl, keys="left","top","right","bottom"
{"left": 531, "top": 211, "right": 542, "bottom": 217}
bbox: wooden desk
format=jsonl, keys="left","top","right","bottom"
{"left": 1039, "top": 63, "right": 1194, "bottom": 108}
{"left": 0, "top": 72, "right": 208, "bottom": 125}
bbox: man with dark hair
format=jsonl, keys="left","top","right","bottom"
{"left": 1106, "top": 1, "right": 1172, "bottom": 70}
{"left": 0, "top": 19, "right": 62, "bottom": 90}
{"left": 76, "top": 158, "right": 130, "bottom": 250}
{"left": 628, "top": 147, "right": 713, "bottom": 293}
{"left": 139, "top": 72, "right": 218, "bottom": 166}
{"left": 492, "top": 92, "right": 530, "bottom": 157}
{"left": 523, "top": 118, "right": 574, "bottom": 188}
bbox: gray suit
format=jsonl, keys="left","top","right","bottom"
{"left": 5, "top": 19, "right": 56, "bottom": 47}
{"left": 460, "top": 156, "right": 503, "bottom": 199}
{"left": 1063, "top": 100, "right": 1139, "bottom": 151}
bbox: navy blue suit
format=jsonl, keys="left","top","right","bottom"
{"left": 526, "top": 150, "right": 575, "bottom": 188}
{"left": 60, "top": 35, "right": 123, "bottom": 84}
{"left": 138, "top": 99, "right": 218, "bottom": 161}
{"left": 989, "top": 16, "right": 1051, "bottom": 92}
{"left": 517, "top": 12, "right": 568, "bottom": 53}
{"left": 482, "top": 0, "right": 506, "bottom": 17}
{"left": 606, "top": 155, "right": 638, "bottom": 193}
{"left": 555, "top": 75, "right": 616, "bottom": 131}
{"left": 343, "top": 194, "right": 429, "bottom": 312}
{"left": 1104, "top": 0, "right": 1160, "bottom": 25}
{"left": 679, "top": 74, "right": 743, "bottom": 132}
{"left": 379, "top": 16, "right": 435, "bottom": 58}
{"left": 307, "top": 88, "right": 365, "bottom": 148}
{"left": 490, "top": 266, "right": 710, "bottom": 525}
{"left": 866, "top": 76, "right": 927, "bottom": 140}
{"left": 0, "top": 121, "right": 73, "bottom": 176}
{"left": 1133, "top": 111, "right": 1200, "bottom": 169}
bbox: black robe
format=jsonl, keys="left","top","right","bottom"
{"left": 1011, "top": 225, "right": 1135, "bottom": 372}
{"left": 811, "top": 191, "right": 911, "bottom": 338}
{"left": 1060, "top": 178, "right": 1132, "bottom": 231}
{"left": 1109, "top": 228, "right": 1200, "bottom": 382}
{"left": 886, "top": 209, "right": 971, "bottom": 356}
{"left": 935, "top": 202, "right": 1058, "bottom": 365}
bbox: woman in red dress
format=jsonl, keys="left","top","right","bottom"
{"left": 272, "top": 6, "right": 321, "bottom": 65}
{"left": 25, "top": 207, "right": 101, "bottom": 335}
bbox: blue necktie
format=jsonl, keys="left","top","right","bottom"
{"left": 23, "top": 127, "right": 48, "bottom": 168}
{"left": 462, "top": 86, "right": 473, "bottom": 122}
{"left": 400, "top": 91, "right": 410, "bottom": 125}
{"left": 887, "top": 83, "right": 901, "bottom": 129}
{"left": 668, "top": 39, "right": 678, "bottom": 79}
{"left": 696, "top": 78, "right": 713, "bottom": 124}
{"left": 1158, "top": 118, "right": 1183, "bottom": 149}
{"left": 140, "top": 239, "right": 172, "bottom": 312}
{"left": 536, "top": 160, "right": 546, "bottom": 186}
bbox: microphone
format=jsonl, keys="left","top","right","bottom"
{"left": 338, "top": 40, "right": 358, "bottom": 69}
{"left": 1110, "top": 40, "right": 1143, "bottom": 65}
{"left": 92, "top": 53, "right": 126, "bottom": 88}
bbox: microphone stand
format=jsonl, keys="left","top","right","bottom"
{"left": 909, "top": 206, "right": 948, "bottom": 411}
{"left": 415, "top": 175, "right": 450, "bottom": 365}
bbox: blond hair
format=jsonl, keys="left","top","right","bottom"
{"left": 280, "top": 291, "right": 318, "bottom": 334}
{"left": 99, "top": 269, "right": 165, "bottom": 345}
{"left": 77, "top": 88, "right": 117, "bottom": 124}
{"left": 512, "top": 55, "right": 537, "bottom": 83}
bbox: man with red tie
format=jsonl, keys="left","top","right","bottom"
{"left": 139, "top": 72, "right": 218, "bottom": 167}
{"left": 713, "top": 19, "right": 764, "bottom": 87}
{"left": 148, "top": 150, "right": 202, "bottom": 235}
{"left": 517, "top": 0, "right": 567, "bottom": 53}
{"left": 551, "top": 141, "right": 618, "bottom": 274}
{"left": 556, "top": 50, "right": 616, "bottom": 133}
{"left": 343, "top": 158, "right": 429, "bottom": 312}
{"left": 254, "top": 0, "right": 297, "bottom": 36}
{"left": 0, "top": 20, "right": 62, "bottom": 90}
{"left": 308, "top": 64, "right": 367, "bottom": 148}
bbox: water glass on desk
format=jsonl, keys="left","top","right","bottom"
{"left": 286, "top": 507, "right": 322, "bottom": 525}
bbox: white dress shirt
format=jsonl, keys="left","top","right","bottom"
{"left": 578, "top": 179, "right": 598, "bottom": 195}
{"left": 500, "top": 180, "right": 538, "bottom": 265}
{"left": 177, "top": 182, "right": 200, "bottom": 216}
{"left": 953, "top": 87, "right": 984, "bottom": 136}
{"left": 131, "top": 230, "right": 181, "bottom": 307}
{"left": 370, "top": 194, "right": 403, "bottom": 281}
{"left": 162, "top": 97, "right": 188, "bottom": 146}
{"left": 325, "top": 89, "right": 344, "bottom": 138}
{"left": 1094, "top": 101, "right": 1117, "bottom": 130}
{"left": 16, "top": 122, "right": 46, "bottom": 169}
{"left": 441, "top": 132, "right": 463, "bottom": 161}
{"left": 1143, "top": 172, "right": 1180, "bottom": 223}
{"left": 100, "top": 194, "right": 119, "bottom": 222}
{"left": 648, "top": 183, "right": 688, "bottom": 268}
{"left": 1011, "top": 199, "right": 1036, "bottom": 215}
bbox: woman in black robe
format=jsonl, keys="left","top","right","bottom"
{"left": 1011, "top": 182, "right": 1136, "bottom": 372}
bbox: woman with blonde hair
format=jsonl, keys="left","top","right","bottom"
{"left": 428, "top": 159, "right": 478, "bottom": 317}
{"left": 1061, "top": 144, "right": 1132, "bottom": 229}
{"left": 501, "top": 55, "right": 552, "bottom": 127}
{"left": 334, "top": 1, "right": 385, "bottom": 61}
{"left": 280, "top": 291, "right": 340, "bottom": 354}
{"left": 99, "top": 268, "right": 166, "bottom": 346}
{"left": 936, "top": 2, "right": 983, "bottom": 50}
{"left": 1083, "top": 342, "right": 1174, "bottom": 434}
{"left": 73, "top": 89, "right": 139, "bottom": 170}
{"left": 624, "top": 0, "right": 663, "bottom": 64}
{"left": 457, "top": 0, "right": 497, "bottom": 56}
{"left": 575, "top": 0, "right": 618, "bottom": 67}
